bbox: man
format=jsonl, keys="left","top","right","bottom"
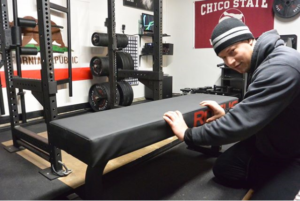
{"left": 163, "top": 18, "right": 300, "bottom": 200}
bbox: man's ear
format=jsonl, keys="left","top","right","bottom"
{"left": 248, "top": 39, "right": 254, "bottom": 46}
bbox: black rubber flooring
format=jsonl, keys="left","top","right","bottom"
{"left": 97, "top": 142, "right": 248, "bottom": 200}
{"left": 0, "top": 123, "right": 74, "bottom": 200}
{"left": 0, "top": 122, "right": 248, "bottom": 200}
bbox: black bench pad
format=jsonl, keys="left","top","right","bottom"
{"left": 49, "top": 94, "right": 238, "bottom": 168}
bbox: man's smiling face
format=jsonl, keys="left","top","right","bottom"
{"left": 218, "top": 39, "right": 255, "bottom": 74}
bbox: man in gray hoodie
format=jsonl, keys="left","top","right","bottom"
{"left": 163, "top": 18, "right": 300, "bottom": 199}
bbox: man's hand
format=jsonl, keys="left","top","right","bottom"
{"left": 200, "top": 100, "right": 225, "bottom": 123}
{"left": 163, "top": 110, "right": 188, "bottom": 141}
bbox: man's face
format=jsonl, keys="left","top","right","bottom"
{"left": 218, "top": 40, "right": 254, "bottom": 74}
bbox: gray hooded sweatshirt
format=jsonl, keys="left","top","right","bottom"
{"left": 184, "top": 30, "right": 300, "bottom": 159}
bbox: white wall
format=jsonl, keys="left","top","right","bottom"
{"left": 0, "top": 0, "right": 162, "bottom": 116}
{"left": 163, "top": 0, "right": 300, "bottom": 93}
{"left": 1, "top": 0, "right": 300, "bottom": 118}
{"left": 163, "top": 0, "right": 224, "bottom": 93}
{"left": 274, "top": 15, "right": 300, "bottom": 50}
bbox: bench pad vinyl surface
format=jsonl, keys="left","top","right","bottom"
{"left": 49, "top": 94, "right": 237, "bottom": 167}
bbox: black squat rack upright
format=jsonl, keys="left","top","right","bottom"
{"left": 0, "top": 63, "right": 5, "bottom": 115}
{"left": 106, "top": 0, "right": 118, "bottom": 109}
{"left": 0, "top": 0, "right": 72, "bottom": 177}
{"left": 107, "top": 0, "right": 164, "bottom": 110}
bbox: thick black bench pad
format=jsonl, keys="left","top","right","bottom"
{"left": 49, "top": 94, "right": 237, "bottom": 167}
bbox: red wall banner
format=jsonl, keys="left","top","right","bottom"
{"left": 195, "top": 0, "right": 274, "bottom": 49}
{"left": 0, "top": 67, "right": 92, "bottom": 88}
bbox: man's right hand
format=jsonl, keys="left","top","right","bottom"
{"left": 200, "top": 100, "right": 225, "bottom": 123}
{"left": 163, "top": 110, "right": 188, "bottom": 141}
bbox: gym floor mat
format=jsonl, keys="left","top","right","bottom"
{"left": 0, "top": 122, "right": 249, "bottom": 200}
{"left": 2, "top": 131, "right": 178, "bottom": 190}
{"left": 97, "top": 142, "right": 249, "bottom": 200}
{"left": 0, "top": 124, "right": 73, "bottom": 200}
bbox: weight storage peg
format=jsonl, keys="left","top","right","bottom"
{"left": 90, "top": 52, "right": 134, "bottom": 77}
{"left": 90, "top": 57, "right": 110, "bottom": 77}
{"left": 88, "top": 81, "right": 134, "bottom": 111}
{"left": 91, "top": 32, "right": 129, "bottom": 48}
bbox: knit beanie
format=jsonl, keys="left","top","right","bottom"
{"left": 211, "top": 18, "right": 254, "bottom": 55}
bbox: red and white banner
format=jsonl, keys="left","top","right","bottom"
{"left": 195, "top": 0, "right": 274, "bottom": 49}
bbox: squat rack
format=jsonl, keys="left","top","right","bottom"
{"left": 107, "top": 0, "right": 164, "bottom": 110}
{"left": 118, "top": 0, "right": 164, "bottom": 101}
{"left": 0, "top": 0, "right": 164, "bottom": 178}
{"left": 0, "top": 0, "right": 72, "bottom": 177}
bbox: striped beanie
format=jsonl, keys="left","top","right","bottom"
{"left": 211, "top": 18, "right": 254, "bottom": 55}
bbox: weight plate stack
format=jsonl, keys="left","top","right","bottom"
{"left": 116, "top": 52, "right": 134, "bottom": 70}
{"left": 102, "top": 82, "right": 120, "bottom": 107}
{"left": 91, "top": 32, "right": 109, "bottom": 46}
{"left": 116, "top": 34, "right": 129, "bottom": 48}
{"left": 88, "top": 82, "right": 120, "bottom": 111}
{"left": 117, "top": 81, "right": 130, "bottom": 106}
{"left": 90, "top": 56, "right": 110, "bottom": 77}
{"left": 273, "top": 0, "right": 300, "bottom": 18}
{"left": 117, "top": 81, "right": 134, "bottom": 106}
{"left": 126, "top": 82, "right": 134, "bottom": 106}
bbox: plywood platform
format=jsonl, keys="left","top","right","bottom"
{"left": 2, "top": 132, "right": 178, "bottom": 189}
{"left": 0, "top": 122, "right": 251, "bottom": 200}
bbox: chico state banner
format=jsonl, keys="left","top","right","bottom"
{"left": 195, "top": 0, "right": 274, "bottom": 49}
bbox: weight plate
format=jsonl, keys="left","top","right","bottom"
{"left": 90, "top": 57, "right": 109, "bottom": 77}
{"left": 120, "top": 81, "right": 131, "bottom": 106}
{"left": 116, "top": 52, "right": 126, "bottom": 70}
{"left": 117, "top": 81, "right": 134, "bottom": 106}
{"left": 88, "top": 83, "right": 109, "bottom": 111}
{"left": 116, "top": 52, "right": 134, "bottom": 70}
{"left": 273, "top": 0, "right": 300, "bottom": 18}
{"left": 88, "top": 82, "right": 120, "bottom": 111}
{"left": 126, "top": 53, "right": 134, "bottom": 70}
{"left": 125, "top": 81, "right": 134, "bottom": 105}
{"left": 122, "top": 81, "right": 131, "bottom": 106}
{"left": 116, "top": 34, "right": 129, "bottom": 48}
{"left": 117, "top": 81, "right": 128, "bottom": 106}
{"left": 102, "top": 82, "right": 120, "bottom": 106}
{"left": 91, "top": 32, "right": 109, "bottom": 46}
